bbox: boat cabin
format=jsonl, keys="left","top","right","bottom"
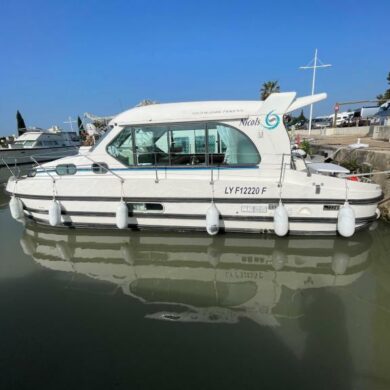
{"left": 9, "top": 128, "right": 80, "bottom": 149}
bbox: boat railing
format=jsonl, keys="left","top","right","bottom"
{"left": 278, "top": 154, "right": 286, "bottom": 188}
{"left": 30, "top": 157, "right": 56, "bottom": 183}
{"left": 302, "top": 156, "right": 312, "bottom": 177}
{"left": 0, "top": 157, "right": 21, "bottom": 178}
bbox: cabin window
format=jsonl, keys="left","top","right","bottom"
{"left": 107, "top": 123, "right": 260, "bottom": 167}
{"left": 169, "top": 124, "right": 206, "bottom": 165}
{"left": 56, "top": 164, "right": 77, "bottom": 175}
{"left": 207, "top": 124, "right": 260, "bottom": 165}
{"left": 92, "top": 163, "right": 109, "bottom": 174}
{"left": 134, "top": 126, "right": 169, "bottom": 165}
{"left": 107, "top": 127, "right": 135, "bottom": 166}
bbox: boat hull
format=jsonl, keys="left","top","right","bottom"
{"left": 6, "top": 169, "right": 381, "bottom": 236}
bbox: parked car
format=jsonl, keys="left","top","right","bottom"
{"left": 312, "top": 117, "right": 332, "bottom": 129}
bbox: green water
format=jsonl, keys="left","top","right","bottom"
{"left": 1, "top": 190, "right": 390, "bottom": 389}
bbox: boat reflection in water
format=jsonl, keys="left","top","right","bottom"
{"left": 0, "top": 189, "right": 9, "bottom": 210}
{"left": 20, "top": 224, "right": 373, "bottom": 327}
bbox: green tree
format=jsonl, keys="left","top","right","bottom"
{"left": 377, "top": 72, "right": 390, "bottom": 104}
{"left": 260, "top": 81, "right": 280, "bottom": 100}
{"left": 289, "top": 109, "right": 307, "bottom": 126}
{"left": 297, "top": 109, "right": 307, "bottom": 123}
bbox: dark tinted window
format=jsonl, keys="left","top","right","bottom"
{"left": 92, "top": 163, "right": 108, "bottom": 174}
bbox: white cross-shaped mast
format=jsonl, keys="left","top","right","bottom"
{"left": 64, "top": 116, "right": 77, "bottom": 132}
{"left": 300, "top": 49, "right": 332, "bottom": 135}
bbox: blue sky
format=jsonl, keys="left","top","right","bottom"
{"left": 0, "top": 0, "right": 389, "bottom": 135}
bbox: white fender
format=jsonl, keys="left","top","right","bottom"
{"left": 273, "top": 202, "right": 289, "bottom": 237}
{"left": 206, "top": 203, "right": 220, "bottom": 235}
{"left": 56, "top": 242, "right": 74, "bottom": 261}
{"left": 332, "top": 252, "right": 350, "bottom": 275}
{"left": 337, "top": 201, "right": 355, "bottom": 237}
{"left": 48, "top": 200, "right": 62, "bottom": 227}
{"left": 9, "top": 196, "right": 24, "bottom": 220}
{"left": 272, "top": 249, "right": 287, "bottom": 270}
{"left": 121, "top": 244, "right": 134, "bottom": 265}
{"left": 207, "top": 245, "right": 220, "bottom": 267}
{"left": 20, "top": 235, "right": 37, "bottom": 256}
{"left": 116, "top": 201, "right": 128, "bottom": 229}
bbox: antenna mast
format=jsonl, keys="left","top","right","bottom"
{"left": 299, "top": 49, "right": 332, "bottom": 135}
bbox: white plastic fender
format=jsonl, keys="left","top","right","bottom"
{"left": 207, "top": 245, "right": 220, "bottom": 267}
{"left": 121, "top": 244, "right": 134, "bottom": 265}
{"left": 206, "top": 203, "right": 220, "bottom": 235}
{"left": 48, "top": 200, "right": 62, "bottom": 227}
{"left": 116, "top": 201, "right": 128, "bottom": 229}
{"left": 273, "top": 202, "right": 289, "bottom": 237}
{"left": 337, "top": 201, "right": 355, "bottom": 238}
{"left": 20, "top": 235, "right": 37, "bottom": 256}
{"left": 9, "top": 196, "right": 24, "bottom": 220}
{"left": 56, "top": 242, "right": 74, "bottom": 261}
{"left": 272, "top": 249, "right": 287, "bottom": 270}
{"left": 332, "top": 252, "right": 350, "bottom": 275}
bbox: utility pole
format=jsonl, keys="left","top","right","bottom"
{"left": 300, "top": 49, "right": 332, "bottom": 135}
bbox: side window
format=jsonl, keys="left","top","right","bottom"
{"left": 134, "top": 126, "right": 169, "bottom": 165}
{"left": 56, "top": 164, "right": 77, "bottom": 175}
{"left": 107, "top": 127, "right": 134, "bottom": 166}
{"left": 107, "top": 123, "right": 259, "bottom": 167}
{"left": 207, "top": 124, "right": 260, "bottom": 165}
{"left": 169, "top": 124, "right": 206, "bottom": 165}
{"left": 92, "top": 163, "right": 108, "bottom": 174}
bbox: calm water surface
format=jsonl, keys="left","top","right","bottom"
{"left": 0, "top": 190, "right": 390, "bottom": 390}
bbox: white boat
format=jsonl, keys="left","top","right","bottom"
{"left": 6, "top": 92, "right": 382, "bottom": 236}
{"left": 20, "top": 225, "right": 372, "bottom": 326}
{"left": 0, "top": 126, "right": 80, "bottom": 182}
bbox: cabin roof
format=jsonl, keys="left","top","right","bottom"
{"left": 112, "top": 101, "right": 264, "bottom": 125}
{"left": 111, "top": 93, "right": 327, "bottom": 126}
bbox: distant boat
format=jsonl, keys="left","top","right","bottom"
{"left": 0, "top": 126, "right": 80, "bottom": 182}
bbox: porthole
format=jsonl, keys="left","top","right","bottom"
{"left": 92, "top": 163, "right": 108, "bottom": 174}
{"left": 56, "top": 164, "right": 77, "bottom": 176}
{"left": 27, "top": 169, "right": 36, "bottom": 177}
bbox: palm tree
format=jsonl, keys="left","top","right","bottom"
{"left": 260, "top": 81, "right": 280, "bottom": 100}
{"left": 377, "top": 72, "right": 390, "bottom": 105}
